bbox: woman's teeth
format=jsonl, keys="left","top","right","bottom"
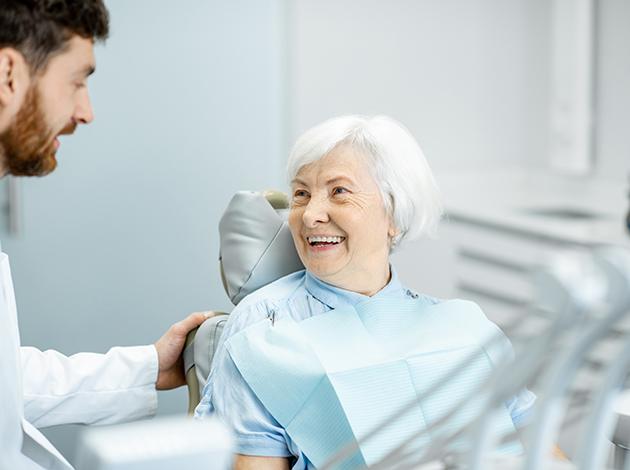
{"left": 307, "top": 236, "right": 345, "bottom": 246}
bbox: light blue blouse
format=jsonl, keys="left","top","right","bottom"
{"left": 195, "top": 269, "right": 536, "bottom": 469}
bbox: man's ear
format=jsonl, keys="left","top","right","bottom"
{"left": 0, "top": 48, "right": 29, "bottom": 108}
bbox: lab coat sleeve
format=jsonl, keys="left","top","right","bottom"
{"left": 21, "top": 345, "right": 159, "bottom": 428}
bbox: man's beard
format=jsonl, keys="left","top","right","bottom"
{"left": 0, "top": 85, "right": 59, "bottom": 176}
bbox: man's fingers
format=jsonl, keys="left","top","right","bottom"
{"left": 171, "top": 311, "right": 213, "bottom": 337}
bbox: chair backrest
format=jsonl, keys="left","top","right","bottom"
{"left": 219, "top": 190, "right": 303, "bottom": 305}
{"left": 184, "top": 190, "right": 303, "bottom": 413}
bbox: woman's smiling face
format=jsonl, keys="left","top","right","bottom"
{"left": 288, "top": 144, "right": 396, "bottom": 296}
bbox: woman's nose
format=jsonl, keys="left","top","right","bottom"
{"left": 302, "top": 196, "right": 330, "bottom": 227}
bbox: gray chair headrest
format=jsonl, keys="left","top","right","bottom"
{"left": 219, "top": 190, "right": 304, "bottom": 305}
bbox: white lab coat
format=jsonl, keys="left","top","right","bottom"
{"left": 0, "top": 250, "right": 159, "bottom": 470}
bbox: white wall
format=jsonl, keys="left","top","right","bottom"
{"left": 594, "top": 0, "right": 630, "bottom": 181}
{"left": 2, "top": 0, "right": 286, "bottom": 462}
{"left": 287, "top": 0, "right": 551, "bottom": 172}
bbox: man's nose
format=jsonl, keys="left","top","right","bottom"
{"left": 302, "top": 196, "right": 330, "bottom": 227}
{"left": 74, "top": 89, "right": 94, "bottom": 124}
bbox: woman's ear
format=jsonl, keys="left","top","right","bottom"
{"left": 0, "top": 48, "right": 29, "bottom": 108}
{"left": 387, "top": 223, "right": 399, "bottom": 240}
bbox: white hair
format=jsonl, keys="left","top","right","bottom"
{"left": 287, "top": 115, "right": 443, "bottom": 250}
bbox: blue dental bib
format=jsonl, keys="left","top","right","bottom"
{"left": 226, "top": 297, "right": 519, "bottom": 468}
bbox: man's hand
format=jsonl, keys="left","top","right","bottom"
{"left": 154, "top": 312, "right": 211, "bottom": 390}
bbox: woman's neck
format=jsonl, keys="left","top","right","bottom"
{"left": 322, "top": 264, "right": 392, "bottom": 297}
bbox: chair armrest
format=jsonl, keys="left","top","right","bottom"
{"left": 183, "top": 311, "right": 229, "bottom": 415}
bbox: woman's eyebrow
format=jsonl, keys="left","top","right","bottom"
{"left": 326, "top": 176, "right": 355, "bottom": 186}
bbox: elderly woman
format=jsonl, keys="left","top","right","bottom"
{"left": 196, "top": 115, "right": 535, "bottom": 469}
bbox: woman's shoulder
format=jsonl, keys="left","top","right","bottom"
{"left": 221, "top": 270, "right": 307, "bottom": 336}
{"left": 402, "top": 286, "right": 442, "bottom": 306}
{"left": 236, "top": 270, "right": 307, "bottom": 309}
{"left": 403, "top": 288, "right": 482, "bottom": 312}
{"left": 402, "top": 289, "right": 493, "bottom": 325}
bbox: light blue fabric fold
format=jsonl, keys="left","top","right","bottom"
{"left": 227, "top": 297, "right": 520, "bottom": 468}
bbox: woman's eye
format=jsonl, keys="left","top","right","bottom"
{"left": 293, "top": 189, "right": 309, "bottom": 199}
{"left": 332, "top": 187, "right": 349, "bottom": 196}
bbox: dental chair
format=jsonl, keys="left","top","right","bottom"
{"left": 183, "top": 190, "right": 303, "bottom": 413}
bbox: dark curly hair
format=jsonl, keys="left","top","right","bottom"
{"left": 0, "top": 0, "right": 109, "bottom": 72}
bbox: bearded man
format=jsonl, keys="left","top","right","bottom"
{"left": 0, "top": 2, "right": 209, "bottom": 468}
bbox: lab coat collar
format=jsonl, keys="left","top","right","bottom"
{"left": 304, "top": 265, "right": 403, "bottom": 310}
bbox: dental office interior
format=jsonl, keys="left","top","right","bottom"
{"left": 3, "top": 0, "right": 630, "bottom": 468}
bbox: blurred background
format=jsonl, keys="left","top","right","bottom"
{"left": 0, "top": 0, "right": 628, "bottom": 463}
